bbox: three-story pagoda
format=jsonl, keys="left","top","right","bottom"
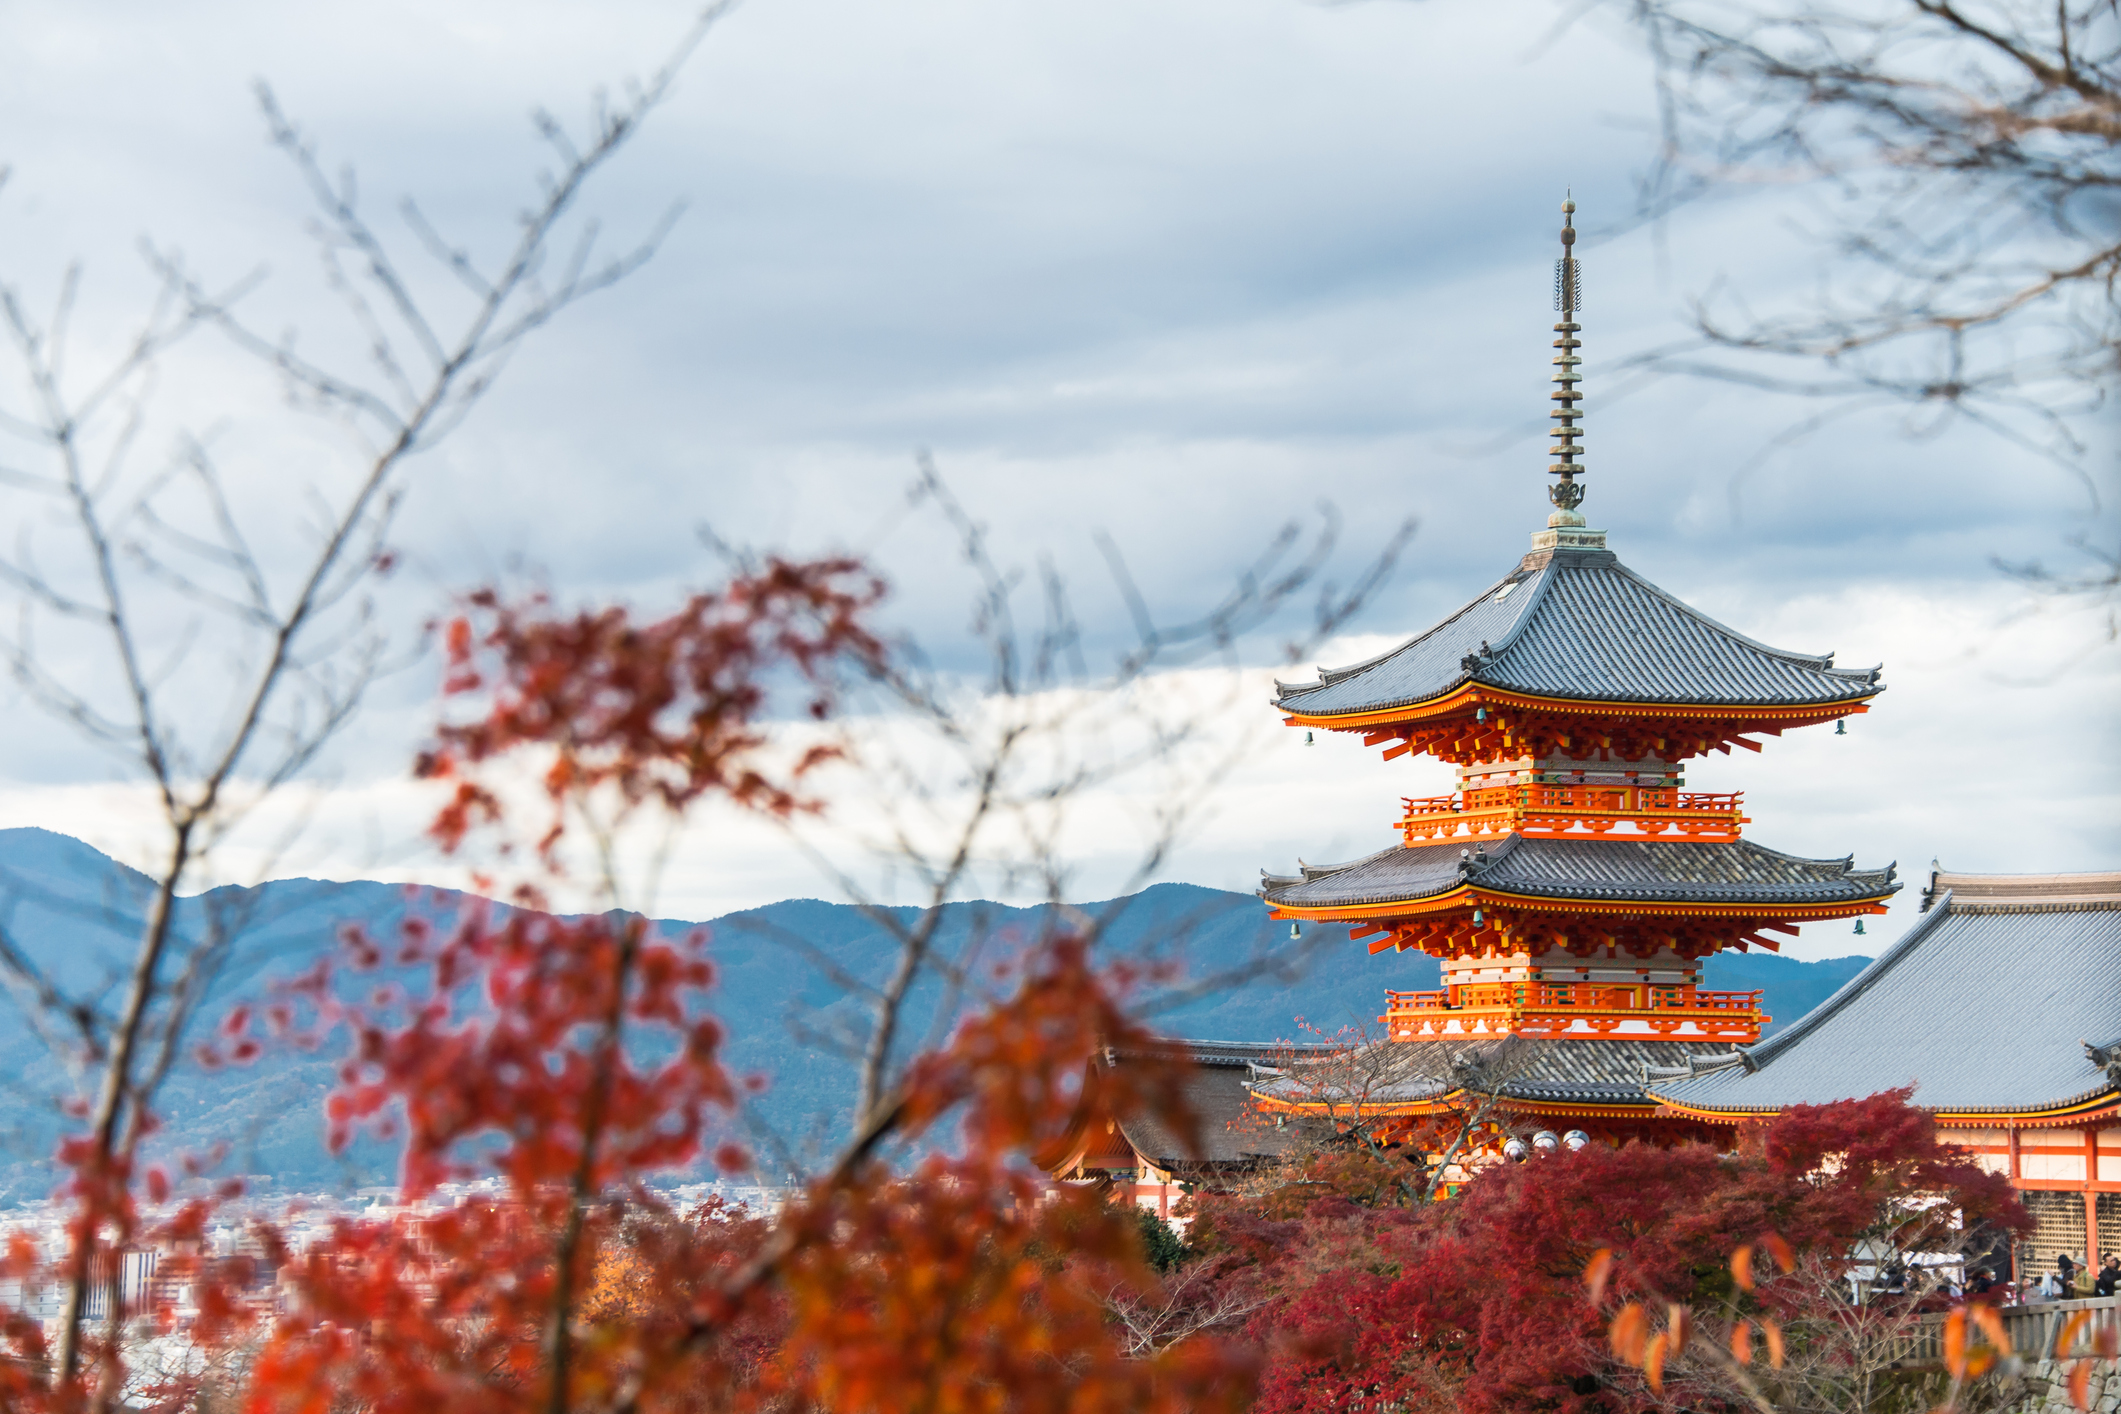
{"left": 1255, "top": 199, "right": 1900, "bottom": 1143}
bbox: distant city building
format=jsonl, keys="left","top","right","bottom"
{"left": 0, "top": 1176, "right": 798, "bottom": 1345}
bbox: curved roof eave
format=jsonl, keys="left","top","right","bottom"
{"left": 1260, "top": 837, "right": 1900, "bottom": 913}
{"left": 1275, "top": 564, "right": 1532, "bottom": 702}
{"left": 1280, "top": 678, "right": 1884, "bottom": 723}
{"left": 1273, "top": 545, "right": 1886, "bottom": 719}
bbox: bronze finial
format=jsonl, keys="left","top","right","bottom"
{"left": 1549, "top": 194, "right": 1585, "bottom": 527}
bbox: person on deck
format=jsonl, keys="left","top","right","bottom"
{"left": 2096, "top": 1257, "right": 2120, "bottom": 1299}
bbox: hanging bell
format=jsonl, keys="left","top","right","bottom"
{"left": 1476, "top": 707, "right": 1487, "bottom": 723}
{"left": 1472, "top": 909, "right": 1485, "bottom": 925}
{"left": 1305, "top": 730, "right": 1315, "bottom": 746}
{"left": 1835, "top": 719, "right": 1847, "bottom": 735}
{"left": 1289, "top": 922, "right": 1301, "bottom": 940}
{"left": 1853, "top": 919, "right": 1866, "bottom": 936}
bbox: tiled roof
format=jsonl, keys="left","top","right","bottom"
{"left": 1111, "top": 1037, "right": 1716, "bottom": 1167}
{"left": 1647, "top": 871, "right": 2121, "bottom": 1116}
{"left": 1919, "top": 867, "right": 2121, "bottom": 913}
{"left": 1248, "top": 1035, "right": 1711, "bottom": 1110}
{"left": 1101, "top": 1041, "right": 1335, "bottom": 1167}
{"left": 1261, "top": 834, "right": 1898, "bottom": 911}
{"left": 1274, "top": 544, "right": 1883, "bottom": 717}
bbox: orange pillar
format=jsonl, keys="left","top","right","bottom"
{"left": 2007, "top": 1128, "right": 2022, "bottom": 1281}
{"left": 2087, "top": 1128, "right": 2101, "bottom": 1269}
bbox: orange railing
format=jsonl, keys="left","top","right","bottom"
{"left": 1384, "top": 985, "right": 1761, "bottom": 1011}
{"left": 1398, "top": 786, "right": 1748, "bottom": 843}
{"left": 1379, "top": 985, "right": 1766, "bottom": 1042}
{"left": 1671, "top": 989, "right": 1764, "bottom": 1013}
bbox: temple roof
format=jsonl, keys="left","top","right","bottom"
{"left": 1110, "top": 1038, "right": 1714, "bottom": 1166}
{"left": 1261, "top": 834, "right": 1898, "bottom": 911}
{"left": 1248, "top": 1035, "right": 1719, "bottom": 1111}
{"left": 1097, "top": 1041, "right": 1326, "bottom": 1169}
{"left": 1274, "top": 543, "right": 1883, "bottom": 718}
{"left": 1919, "top": 866, "right": 2121, "bottom": 913}
{"left": 1646, "top": 868, "right": 2121, "bottom": 1118}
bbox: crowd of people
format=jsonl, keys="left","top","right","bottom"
{"left": 1963, "top": 1251, "right": 2121, "bottom": 1306}
{"left": 1893, "top": 1251, "right": 2121, "bottom": 1308}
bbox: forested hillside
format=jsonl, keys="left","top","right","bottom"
{"left": 0, "top": 828, "right": 1869, "bottom": 1199}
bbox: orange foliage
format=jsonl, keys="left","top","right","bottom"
{"left": 420, "top": 556, "right": 886, "bottom": 870}
{"left": 0, "top": 559, "right": 1261, "bottom": 1412}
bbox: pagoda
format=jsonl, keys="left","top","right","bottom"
{"left": 1251, "top": 198, "right": 1901, "bottom": 1145}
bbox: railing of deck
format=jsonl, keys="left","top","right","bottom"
{"left": 1882, "top": 1294, "right": 2120, "bottom": 1369}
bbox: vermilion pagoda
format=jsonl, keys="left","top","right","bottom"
{"left": 1038, "top": 198, "right": 1910, "bottom": 1206}
{"left": 1251, "top": 198, "right": 1899, "bottom": 1142}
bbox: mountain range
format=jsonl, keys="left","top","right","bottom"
{"left": 0, "top": 828, "right": 1872, "bottom": 1203}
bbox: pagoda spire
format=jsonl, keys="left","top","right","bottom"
{"left": 1548, "top": 195, "right": 1586, "bottom": 528}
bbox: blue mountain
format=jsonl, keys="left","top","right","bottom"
{"left": 0, "top": 828, "right": 1868, "bottom": 1201}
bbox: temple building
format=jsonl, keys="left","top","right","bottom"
{"left": 1042, "top": 200, "right": 2113, "bottom": 1216}
{"left": 1033, "top": 1040, "right": 1319, "bottom": 1220}
{"left": 1246, "top": 198, "right": 1899, "bottom": 1149}
{"left": 1647, "top": 866, "right": 2121, "bottom": 1272}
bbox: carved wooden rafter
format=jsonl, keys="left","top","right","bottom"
{"left": 1342, "top": 905, "right": 1840, "bottom": 962}
{"left": 1302, "top": 686, "right": 1872, "bottom": 767}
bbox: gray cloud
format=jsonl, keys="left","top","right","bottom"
{"left": 0, "top": 0, "right": 2113, "bottom": 961}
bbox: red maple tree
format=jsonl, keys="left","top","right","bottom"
{"left": 1201, "top": 1090, "right": 2028, "bottom": 1414}
{"left": 22, "top": 558, "right": 1252, "bottom": 1414}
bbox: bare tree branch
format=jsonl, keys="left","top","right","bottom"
{"left": 0, "top": 6, "right": 734, "bottom": 1395}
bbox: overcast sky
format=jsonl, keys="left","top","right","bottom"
{"left": 1, "top": 0, "right": 2115, "bottom": 963}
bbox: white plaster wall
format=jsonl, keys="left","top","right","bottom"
{"left": 2021, "top": 1151, "right": 2088, "bottom": 1182}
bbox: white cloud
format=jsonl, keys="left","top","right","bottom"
{"left": 0, "top": 0, "right": 2112, "bottom": 973}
